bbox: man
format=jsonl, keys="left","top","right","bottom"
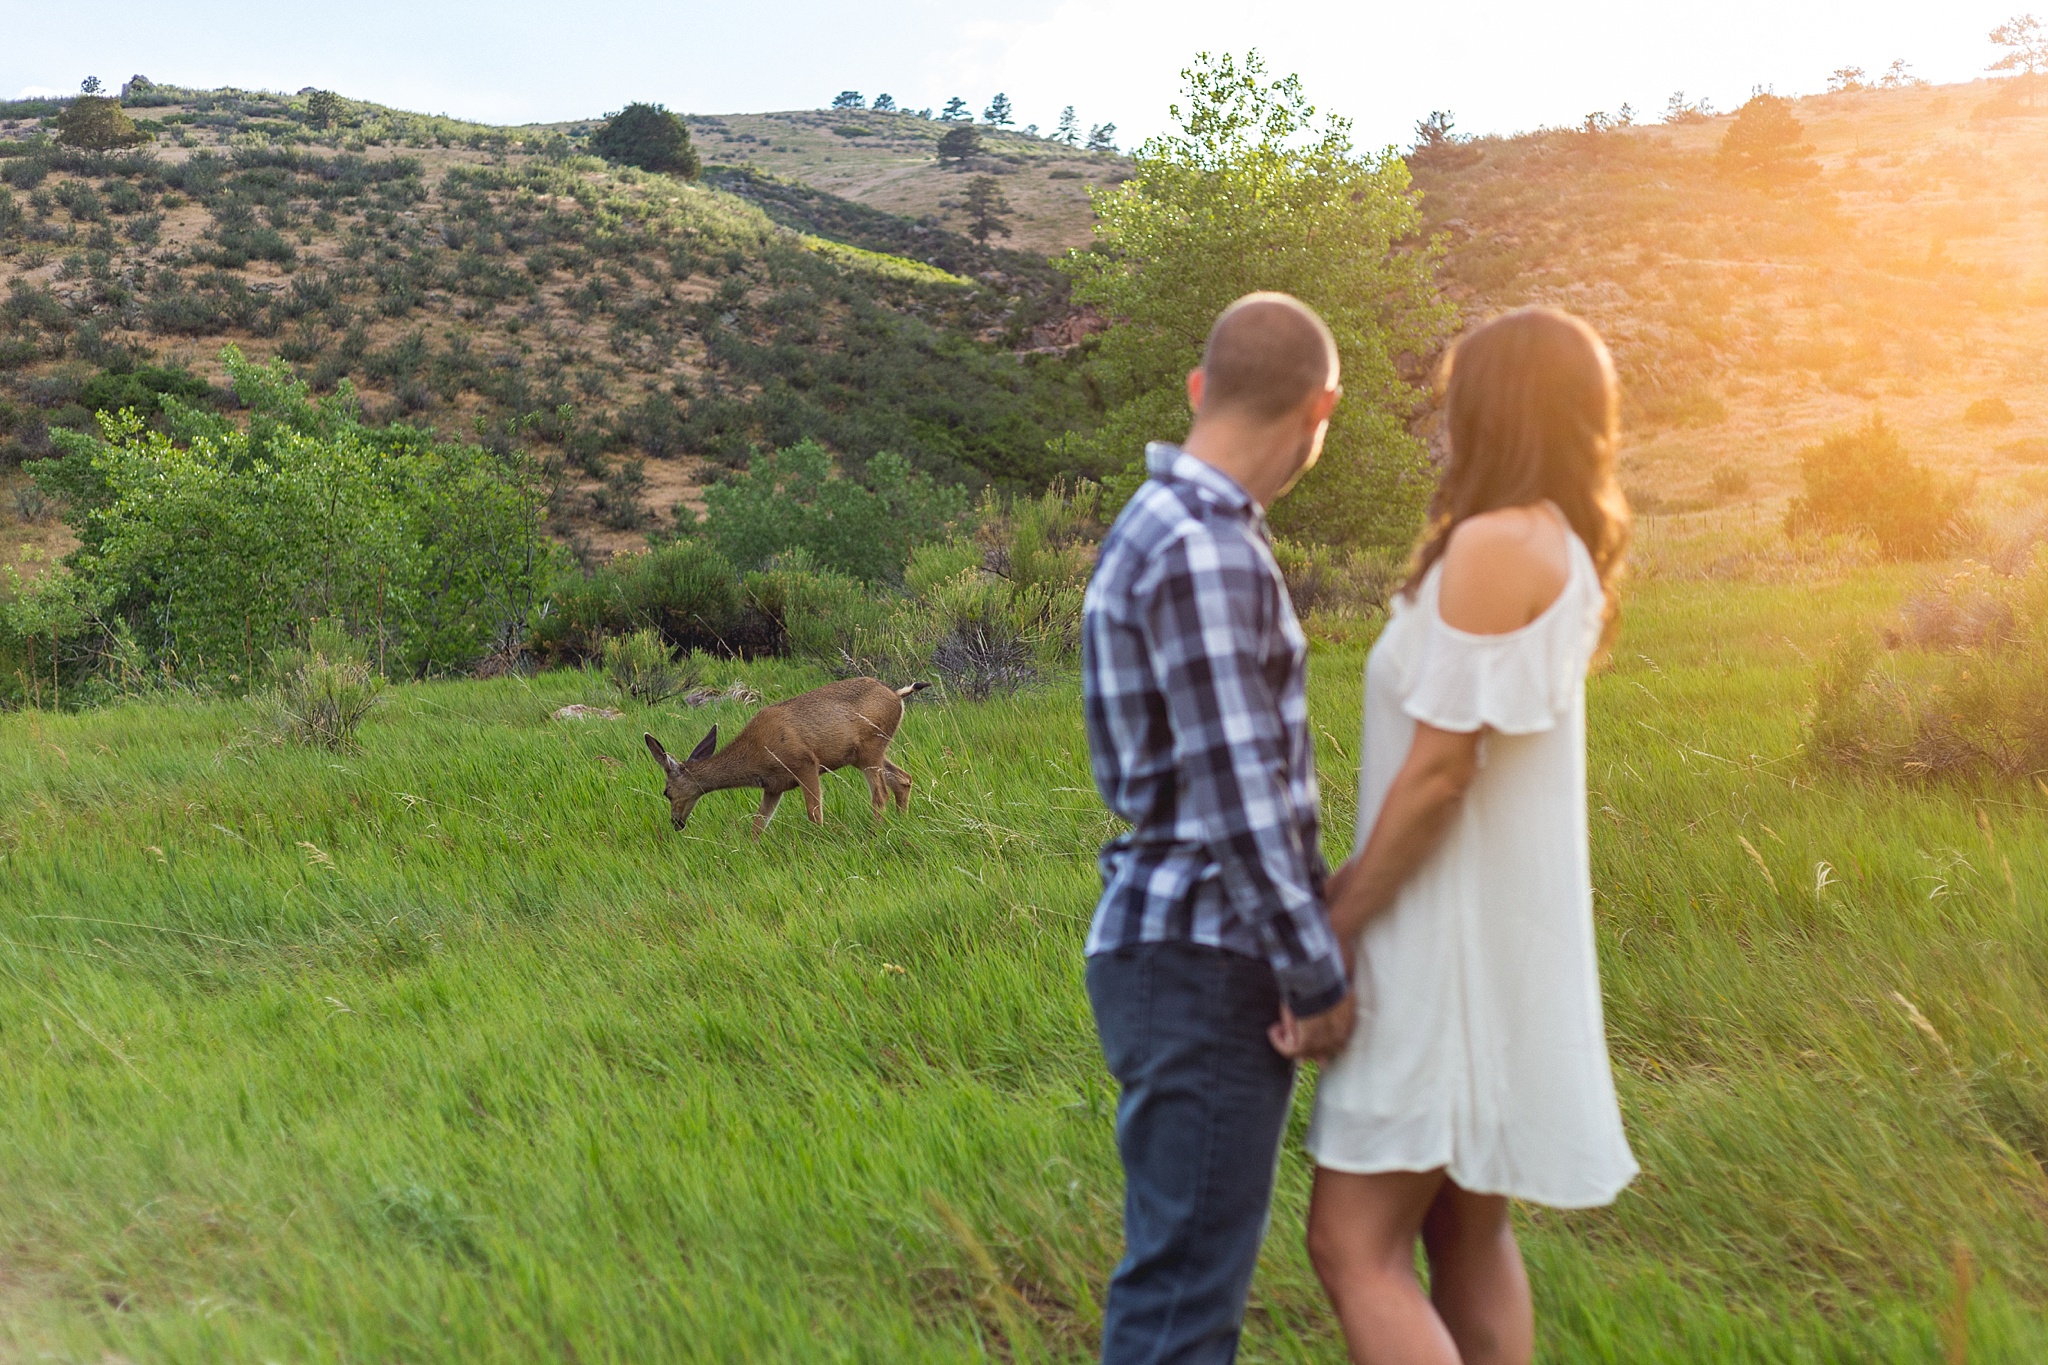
{"left": 1082, "top": 292, "right": 1356, "bottom": 1364}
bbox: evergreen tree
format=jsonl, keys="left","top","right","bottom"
{"left": 306, "top": 89, "right": 343, "bottom": 130}
{"left": 80, "top": 76, "right": 103, "bottom": 96}
{"left": 1085, "top": 122, "right": 1118, "bottom": 152}
{"left": 1055, "top": 106, "right": 1080, "bottom": 144}
{"left": 962, "top": 175, "right": 1012, "bottom": 242}
{"left": 831, "top": 91, "right": 864, "bottom": 110}
{"left": 940, "top": 96, "right": 970, "bottom": 122}
{"left": 1717, "top": 93, "right": 1817, "bottom": 184}
{"left": 589, "top": 102, "right": 701, "bottom": 178}
{"left": 871, "top": 93, "right": 897, "bottom": 113}
{"left": 54, "top": 94, "right": 147, "bottom": 152}
{"left": 984, "top": 92, "right": 1013, "bottom": 126}
{"left": 936, "top": 123, "right": 981, "bottom": 167}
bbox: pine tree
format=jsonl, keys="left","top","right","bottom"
{"left": 1085, "top": 122, "right": 1117, "bottom": 153}
{"left": 306, "top": 89, "right": 343, "bottom": 130}
{"left": 80, "top": 76, "right": 103, "bottom": 96}
{"left": 831, "top": 91, "right": 864, "bottom": 110}
{"left": 936, "top": 123, "right": 981, "bottom": 167}
{"left": 871, "top": 93, "right": 897, "bottom": 113}
{"left": 54, "top": 94, "right": 147, "bottom": 152}
{"left": 1717, "top": 93, "right": 1818, "bottom": 184}
{"left": 941, "top": 96, "right": 970, "bottom": 122}
{"left": 589, "top": 103, "right": 701, "bottom": 178}
{"left": 963, "top": 175, "right": 1012, "bottom": 243}
{"left": 1056, "top": 106, "right": 1080, "bottom": 145}
{"left": 984, "top": 93, "right": 1013, "bottom": 126}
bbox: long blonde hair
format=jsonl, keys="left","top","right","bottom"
{"left": 1405, "top": 308, "right": 1631, "bottom": 650}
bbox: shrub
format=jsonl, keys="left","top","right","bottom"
{"left": 53, "top": 96, "right": 149, "bottom": 153}
{"left": 1966, "top": 396, "right": 2017, "bottom": 426}
{"left": 743, "top": 551, "right": 891, "bottom": 663}
{"left": 1710, "top": 463, "right": 1752, "bottom": 498}
{"left": 267, "top": 622, "right": 386, "bottom": 752}
{"left": 2000, "top": 436, "right": 2048, "bottom": 464}
{"left": 700, "top": 439, "right": 969, "bottom": 583}
{"left": 601, "top": 626, "right": 697, "bottom": 704}
{"left": 1717, "top": 94, "right": 1819, "bottom": 184}
{"left": 534, "top": 538, "right": 743, "bottom": 660}
{"left": 1785, "top": 415, "right": 1968, "bottom": 559}
{"left": 1811, "top": 549, "right": 2048, "bottom": 782}
{"left": 589, "top": 103, "right": 700, "bottom": 179}
{"left": 1270, "top": 538, "right": 1405, "bottom": 618}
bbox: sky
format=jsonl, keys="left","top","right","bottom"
{"left": 4, "top": 1, "right": 2032, "bottom": 150}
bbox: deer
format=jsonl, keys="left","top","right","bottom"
{"left": 643, "top": 678, "right": 929, "bottom": 837}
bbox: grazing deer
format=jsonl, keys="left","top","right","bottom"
{"left": 644, "top": 678, "right": 928, "bottom": 836}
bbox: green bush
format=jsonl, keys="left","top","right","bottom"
{"left": 534, "top": 539, "right": 743, "bottom": 660}
{"left": 601, "top": 627, "right": 698, "bottom": 704}
{"left": 266, "top": 622, "right": 386, "bottom": 751}
{"left": 743, "top": 551, "right": 893, "bottom": 664}
{"left": 1965, "top": 396, "right": 2016, "bottom": 426}
{"left": 1811, "top": 550, "right": 2048, "bottom": 781}
{"left": 700, "top": 439, "right": 969, "bottom": 583}
{"left": 588, "top": 103, "right": 700, "bottom": 179}
{"left": 1785, "top": 415, "right": 1968, "bottom": 559}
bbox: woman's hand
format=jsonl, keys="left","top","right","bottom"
{"left": 1269, "top": 994, "right": 1357, "bottom": 1061}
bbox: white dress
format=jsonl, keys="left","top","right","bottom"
{"left": 1304, "top": 514, "right": 1638, "bottom": 1208}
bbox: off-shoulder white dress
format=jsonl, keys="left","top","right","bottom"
{"left": 1304, "top": 511, "right": 1637, "bottom": 1208}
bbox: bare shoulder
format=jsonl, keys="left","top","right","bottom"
{"left": 1438, "top": 506, "right": 1572, "bottom": 635}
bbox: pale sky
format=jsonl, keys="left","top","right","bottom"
{"left": 3, "top": 1, "right": 2031, "bottom": 150}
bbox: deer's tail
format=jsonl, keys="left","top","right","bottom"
{"left": 896, "top": 681, "right": 932, "bottom": 698}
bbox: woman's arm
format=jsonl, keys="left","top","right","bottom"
{"left": 1326, "top": 723, "right": 1480, "bottom": 949}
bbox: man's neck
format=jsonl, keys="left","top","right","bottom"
{"left": 1180, "top": 418, "right": 1299, "bottom": 510}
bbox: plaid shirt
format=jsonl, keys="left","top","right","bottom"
{"left": 1080, "top": 443, "right": 1348, "bottom": 1017}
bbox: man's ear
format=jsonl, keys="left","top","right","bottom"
{"left": 1185, "top": 366, "right": 1206, "bottom": 415}
{"left": 689, "top": 726, "right": 718, "bottom": 762}
{"left": 645, "top": 733, "right": 677, "bottom": 771}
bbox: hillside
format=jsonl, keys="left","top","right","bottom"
{"left": 0, "top": 86, "right": 1114, "bottom": 568}
{"left": 1412, "top": 78, "right": 2048, "bottom": 520}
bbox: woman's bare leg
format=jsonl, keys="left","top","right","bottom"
{"left": 1306, "top": 1167, "right": 1462, "bottom": 1365}
{"left": 1420, "top": 1181, "right": 1532, "bottom": 1365}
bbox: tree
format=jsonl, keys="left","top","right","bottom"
{"left": 53, "top": 94, "right": 147, "bottom": 153}
{"left": 1056, "top": 51, "right": 1454, "bottom": 549}
{"left": 872, "top": 93, "right": 897, "bottom": 113}
{"left": 1663, "top": 90, "right": 1713, "bottom": 123}
{"left": 941, "top": 96, "right": 970, "bottom": 122}
{"left": 1056, "top": 105, "right": 1080, "bottom": 144}
{"left": 1878, "top": 58, "right": 1923, "bottom": 88}
{"left": 832, "top": 90, "right": 864, "bottom": 110}
{"left": 1828, "top": 66, "right": 1867, "bottom": 93}
{"left": 1085, "top": 122, "right": 1118, "bottom": 152}
{"left": 1990, "top": 14, "right": 2047, "bottom": 103}
{"left": 962, "top": 175, "right": 1012, "bottom": 242}
{"left": 1717, "top": 92, "right": 1818, "bottom": 184}
{"left": 589, "top": 102, "right": 700, "bottom": 178}
{"left": 80, "top": 76, "right": 103, "bottom": 96}
{"left": 984, "top": 92, "right": 1013, "bottom": 126}
{"left": 1407, "top": 110, "right": 1481, "bottom": 170}
{"left": 306, "top": 89, "right": 343, "bottom": 130}
{"left": 936, "top": 123, "right": 981, "bottom": 167}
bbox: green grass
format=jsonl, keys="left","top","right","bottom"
{"left": 1, "top": 575, "right": 2044, "bottom": 1362}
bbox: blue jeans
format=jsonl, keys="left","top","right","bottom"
{"left": 1087, "top": 942, "right": 1298, "bottom": 1365}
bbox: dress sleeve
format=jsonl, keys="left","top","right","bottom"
{"left": 1399, "top": 576, "right": 1600, "bottom": 736}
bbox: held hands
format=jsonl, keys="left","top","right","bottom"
{"left": 1268, "top": 992, "right": 1357, "bottom": 1062}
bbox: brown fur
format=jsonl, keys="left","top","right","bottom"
{"left": 644, "top": 678, "right": 927, "bottom": 837}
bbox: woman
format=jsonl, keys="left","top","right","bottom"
{"left": 1272, "top": 308, "right": 1637, "bottom": 1365}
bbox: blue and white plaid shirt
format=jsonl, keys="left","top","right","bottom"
{"left": 1080, "top": 442, "right": 1348, "bottom": 1017}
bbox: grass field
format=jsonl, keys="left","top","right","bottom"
{"left": 2, "top": 559, "right": 2045, "bottom": 1362}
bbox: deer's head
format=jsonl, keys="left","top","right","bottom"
{"left": 644, "top": 727, "right": 718, "bottom": 829}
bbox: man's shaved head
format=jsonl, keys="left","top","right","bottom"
{"left": 1198, "top": 293, "right": 1340, "bottom": 422}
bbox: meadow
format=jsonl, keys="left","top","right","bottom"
{"left": 2, "top": 536, "right": 2044, "bottom": 1362}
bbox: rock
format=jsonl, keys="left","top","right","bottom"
{"left": 552, "top": 704, "right": 624, "bottom": 721}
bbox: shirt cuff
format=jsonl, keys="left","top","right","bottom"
{"left": 1274, "top": 955, "right": 1348, "bottom": 1018}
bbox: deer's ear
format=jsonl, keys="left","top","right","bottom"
{"left": 689, "top": 726, "right": 718, "bottom": 762}
{"left": 645, "top": 733, "right": 678, "bottom": 771}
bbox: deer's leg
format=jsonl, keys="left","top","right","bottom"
{"left": 752, "top": 787, "right": 788, "bottom": 839}
{"left": 862, "top": 762, "right": 888, "bottom": 820}
{"left": 797, "top": 765, "right": 825, "bottom": 825}
{"left": 883, "top": 759, "right": 913, "bottom": 812}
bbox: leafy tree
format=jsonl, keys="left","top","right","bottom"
{"left": 941, "top": 96, "right": 970, "bottom": 122}
{"left": 1056, "top": 51, "right": 1454, "bottom": 549}
{"left": 306, "top": 89, "right": 343, "bottom": 130}
{"left": 984, "top": 92, "right": 1013, "bottom": 126}
{"left": 53, "top": 94, "right": 148, "bottom": 153}
{"left": 832, "top": 90, "right": 864, "bottom": 110}
{"left": 589, "top": 102, "right": 701, "bottom": 178}
{"left": 701, "top": 439, "right": 968, "bottom": 582}
{"left": 1717, "top": 93, "right": 1818, "bottom": 184}
{"left": 936, "top": 123, "right": 981, "bottom": 167}
{"left": 1085, "top": 122, "right": 1118, "bottom": 152}
{"left": 1056, "top": 105, "right": 1080, "bottom": 144}
{"left": 872, "top": 93, "right": 897, "bottom": 113}
{"left": 962, "top": 175, "right": 1012, "bottom": 243}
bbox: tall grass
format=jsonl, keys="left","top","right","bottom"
{"left": 0, "top": 576, "right": 2042, "bottom": 1361}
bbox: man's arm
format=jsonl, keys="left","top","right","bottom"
{"left": 1137, "top": 527, "right": 1349, "bottom": 1020}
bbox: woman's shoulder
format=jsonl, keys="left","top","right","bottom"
{"left": 1438, "top": 505, "right": 1575, "bottom": 636}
